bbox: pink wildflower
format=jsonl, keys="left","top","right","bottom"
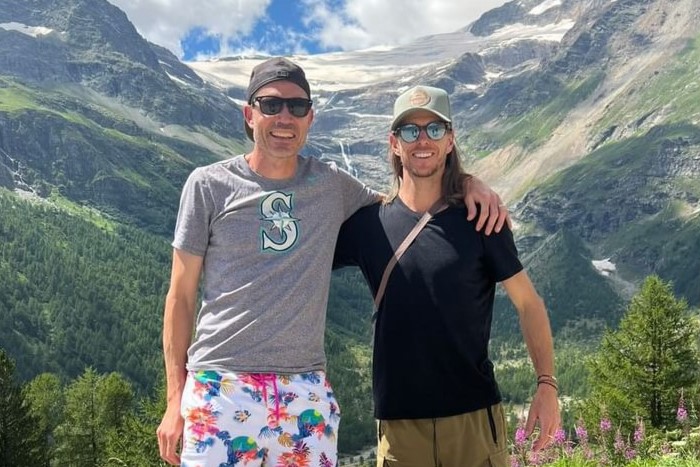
{"left": 677, "top": 404, "right": 688, "bottom": 423}
{"left": 515, "top": 425, "right": 528, "bottom": 447}
{"left": 575, "top": 420, "right": 588, "bottom": 443}
{"left": 614, "top": 429, "right": 625, "bottom": 453}
{"left": 528, "top": 450, "right": 542, "bottom": 466}
{"left": 599, "top": 417, "right": 612, "bottom": 432}
{"left": 677, "top": 390, "right": 688, "bottom": 423}
{"left": 633, "top": 418, "right": 645, "bottom": 445}
{"left": 553, "top": 428, "right": 566, "bottom": 445}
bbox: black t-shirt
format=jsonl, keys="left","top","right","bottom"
{"left": 334, "top": 198, "right": 523, "bottom": 420}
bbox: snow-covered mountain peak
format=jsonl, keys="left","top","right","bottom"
{"left": 186, "top": 14, "right": 576, "bottom": 93}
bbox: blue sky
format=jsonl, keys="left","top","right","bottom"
{"left": 109, "top": 0, "right": 507, "bottom": 61}
{"left": 180, "top": 2, "right": 324, "bottom": 60}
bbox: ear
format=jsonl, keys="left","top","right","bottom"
{"left": 389, "top": 132, "right": 401, "bottom": 157}
{"left": 244, "top": 104, "right": 254, "bottom": 126}
{"left": 446, "top": 131, "right": 455, "bottom": 153}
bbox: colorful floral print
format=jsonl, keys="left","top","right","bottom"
{"left": 180, "top": 370, "right": 340, "bottom": 467}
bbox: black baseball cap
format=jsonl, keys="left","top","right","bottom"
{"left": 244, "top": 57, "right": 311, "bottom": 141}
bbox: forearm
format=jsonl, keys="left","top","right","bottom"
{"left": 519, "top": 294, "right": 561, "bottom": 448}
{"left": 518, "top": 296, "right": 555, "bottom": 378}
{"left": 162, "top": 294, "right": 195, "bottom": 407}
{"left": 504, "top": 272, "right": 560, "bottom": 446}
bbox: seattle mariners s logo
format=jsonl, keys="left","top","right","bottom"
{"left": 260, "top": 191, "right": 299, "bottom": 252}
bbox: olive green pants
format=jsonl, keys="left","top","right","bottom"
{"left": 376, "top": 403, "right": 509, "bottom": 467}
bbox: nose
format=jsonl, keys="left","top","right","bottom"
{"left": 415, "top": 128, "right": 432, "bottom": 143}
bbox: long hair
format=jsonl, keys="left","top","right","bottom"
{"left": 384, "top": 144, "right": 467, "bottom": 205}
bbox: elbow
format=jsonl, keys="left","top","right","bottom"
{"left": 516, "top": 293, "right": 547, "bottom": 319}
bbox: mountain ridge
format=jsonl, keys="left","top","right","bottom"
{"left": 1, "top": 0, "right": 697, "bottom": 325}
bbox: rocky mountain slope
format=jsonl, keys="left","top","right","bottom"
{"left": 1, "top": 0, "right": 699, "bottom": 390}
{"left": 186, "top": 0, "right": 700, "bottom": 332}
{"left": 0, "top": 0, "right": 246, "bottom": 233}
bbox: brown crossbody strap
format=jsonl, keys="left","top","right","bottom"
{"left": 372, "top": 199, "right": 447, "bottom": 323}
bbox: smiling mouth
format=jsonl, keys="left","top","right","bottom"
{"left": 270, "top": 129, "right": 295, "bottom": 139}
{"left": 413, "top": 151, "right": 433, "bottom": 159}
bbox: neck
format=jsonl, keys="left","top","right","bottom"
{"left": 245, "top": 149, "right": 298, "bottom": 180}
{"left": 397, "top": 174, "right": 443, "bottom": 213}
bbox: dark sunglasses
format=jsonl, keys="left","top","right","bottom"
{"left": 252, "top": 96, "right": 313, "bottom": 117}
{"left": 393, "top": 121, "right": 452, "bottom": 143}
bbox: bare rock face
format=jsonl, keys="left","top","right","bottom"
{"left": 0, "top": 0, "right": 240, "bottom": 135}
{"left": 0, "top": 162, "right": 13, "bottom": 189}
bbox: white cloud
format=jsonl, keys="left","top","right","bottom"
{"left": 108, "top": 0, "right": 271, "bottom": 57}
{"left": 303, "top": 0, "right": 508, "bottom": 51}
{"left": 107, "top": 0, "right": 507, "bottom": 58}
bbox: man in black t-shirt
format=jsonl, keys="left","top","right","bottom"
{"left": 334, "top": 85, "right": 560, "bottom": 467}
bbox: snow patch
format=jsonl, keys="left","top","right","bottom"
{"left": 0, "top": 22, "right": 54, "bottom": 37}
{"left": 346, "top": 112, "right": 392, "bottom": 119}
{"left": 490, "top": 20, "right": 576, "bottom": 43}
{"left": 592, "top": 258, "right": 616, "bottom": 276}
{"left": 166, "top": 72, "right": 190, "bottom": 87}
{"left": 528, "top": 0, "right": 562, "bottom": 16}
{"left": 227, "top": 96, "right": 246, "bottom": 107}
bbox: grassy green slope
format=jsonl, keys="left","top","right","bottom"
{"left": 492, "top": 229, "right": 624, "bottom": 344}
{"left": 0, "top": 189, "right": 377, "bottom": 452}
{"left": 519, "top": 123, "right": 700, "bottom": 305}
{"left": 326, "top": 269, "right": 375, "bottom": 453}
{"left": 0, "top": 77, "right": 245, "bottom": 234}
{"left": 595, "top": 35, "right": 700, "bottom": 136}
{"left": 0, "top": 189, "right": 169, "bottom": 391}
{"left": 463, "top": 71, "right": 605, "bottom": 158}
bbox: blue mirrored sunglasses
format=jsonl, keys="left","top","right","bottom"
{"left": 393, "top": 121, "right": 451, "bottom": 143}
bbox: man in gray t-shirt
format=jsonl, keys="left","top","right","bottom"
{"left": 157, "top": 57, "right": 508, "bottom": 467}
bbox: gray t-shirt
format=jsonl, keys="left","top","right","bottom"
{"left": 173, "top": 154, "right": 378, "bottom": 374}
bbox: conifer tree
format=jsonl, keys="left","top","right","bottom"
{"left": 0, "top": 349, "right": 47, "bottom": 466}
{"left": 55, "top": 368, "right": 103, "bottom": 467}
{"left": 24, "top": 372, "right": 65, "bottom": 467}
{"left": 105, "top": 383, "right": 168, "bottom": 467}
{"left": 587, "top": 275, "right": 700, "bottom": 429}
{"left": 55, "top": 368, "right": 136, "bottom": 466}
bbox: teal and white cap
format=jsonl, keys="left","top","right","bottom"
{"left": 391, "top": 85, "right": 452, "bottom": 130}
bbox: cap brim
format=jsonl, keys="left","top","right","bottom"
{"left": 391, "top": 108, "right": 452, "bottom": 131}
